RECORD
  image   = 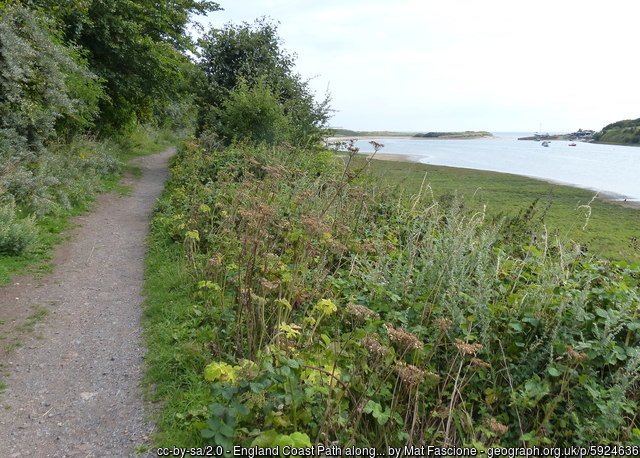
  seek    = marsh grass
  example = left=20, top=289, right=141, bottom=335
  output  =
left=145, top=138, right=640, bottom=449
left=360, top=156, right=640, bottom=263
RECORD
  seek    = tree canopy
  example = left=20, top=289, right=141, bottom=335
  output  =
left=197, top=19, right=330, bottom=145
left=11, top=0, right=220, bottom=130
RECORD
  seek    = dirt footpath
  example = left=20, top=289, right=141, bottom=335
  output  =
left=0, top=148, right=174, bottom=457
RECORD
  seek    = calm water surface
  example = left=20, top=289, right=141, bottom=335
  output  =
left=352, top=133, right=640, bottom=202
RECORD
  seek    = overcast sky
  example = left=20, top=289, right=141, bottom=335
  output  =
left=198, top=0, right=640, bottom=132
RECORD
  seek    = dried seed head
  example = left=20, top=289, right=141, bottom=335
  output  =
left=260, top=279, right=280, bottom=290
left=208, top=255, right=222, bottom=267
left=566, top=345, right=587, bottom=362
left=435, top=318, right=452, bottom=333
left=301, top=217, right=329, bottom=235
left=385, top=324, right=424, bottom=351
left=327, top=239, right=348, bottom=254
left=470, top=357, right=491, bottom=369
left=360, top=242, right=377, bottom=254
left=394, top=362, right=425, bottom=387
left=362, top=336, right=388, bottom=358
left=263, top=165, right=287, bottom=178
left=346, top=303, right=379, bottom=323
left=454, top=338, right=483, bottom=356
left=485, top=418, right=509, bottom=435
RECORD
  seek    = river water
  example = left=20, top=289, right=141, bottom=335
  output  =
left=350, top=133, right=640, bottom=202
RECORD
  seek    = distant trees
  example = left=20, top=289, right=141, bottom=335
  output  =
left=197, top=19, right=330, bottom=145
left=594, top=118, right=640, bottom=144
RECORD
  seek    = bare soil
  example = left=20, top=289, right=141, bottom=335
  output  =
left=0, top=148, right=174, bottom=457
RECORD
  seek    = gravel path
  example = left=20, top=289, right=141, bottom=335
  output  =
left=0, top=148, right=174, bottom=457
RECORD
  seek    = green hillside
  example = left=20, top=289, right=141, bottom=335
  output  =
left=594, top=118, right=640, bottom=144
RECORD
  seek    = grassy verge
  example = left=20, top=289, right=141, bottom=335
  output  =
left=143, top=140, right=640, bottom=449
left=142, top=186, right=213, bottom=447
left=362, top=156, right=640, bottom=263
left=0, top=126, right=178, bottom=286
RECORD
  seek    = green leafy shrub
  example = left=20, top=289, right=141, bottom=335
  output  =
left=215, top=79, right=290, bottom=145
left=0, top=5, right=103, bottom=149
left=0, top=5, right=107, bottom=213
left=0, top=202, right=37, bottom=255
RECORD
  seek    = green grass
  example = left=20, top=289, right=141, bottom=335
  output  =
left=360, top=156, right=640, bottom=263
left=142, top=229, right=213, bottom=447
left=0, top=210, right=77, bottom=285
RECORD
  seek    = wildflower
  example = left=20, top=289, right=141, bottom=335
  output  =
left=385, top=324, right=424, bottom=350
left=321, top=231, right=333, bottom=242
left=185, top=230, right=200, bottom=241
left=204, top=361, right=237, bottom=383
left=454, top=338, right=483, bottom=356
left=314, top=299, right=337, bottom=316
left=275, top=298, right=292, bottom=311
left=250, top=293, right=267, bottom=307
left=197, top=280, right=220, bottom=291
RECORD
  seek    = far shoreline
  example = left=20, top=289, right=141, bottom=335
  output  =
left=325, top=135, right=495, bottom=143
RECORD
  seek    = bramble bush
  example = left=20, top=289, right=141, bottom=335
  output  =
left=150, top=138, right=640, bottom=449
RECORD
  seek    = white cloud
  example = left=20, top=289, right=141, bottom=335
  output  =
left=199, top=0, right=640, bottom=131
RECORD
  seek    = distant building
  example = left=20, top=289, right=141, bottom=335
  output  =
left=572, top=129, right=594, bottom=138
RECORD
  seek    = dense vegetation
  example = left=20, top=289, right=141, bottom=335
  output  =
left=0, top=0, right=214, bottom=274
left=332, top=129, right=415, bottom=137
left=196, top=19, right=330, bottom=146
left=594, top=118, right=640, bottom=145
left=147, top=139, right=640, bottom=449
left=141, top=12, right=640, bottom=452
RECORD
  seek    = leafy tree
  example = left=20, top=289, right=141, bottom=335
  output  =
left=0, top=5, right=102, bottom=156
left=15, top=0, right=220, bottom=130
left=197, top=19, right=330, bottom=145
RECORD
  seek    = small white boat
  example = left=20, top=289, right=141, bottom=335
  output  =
left=541, top=141, right=550, bottom=147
